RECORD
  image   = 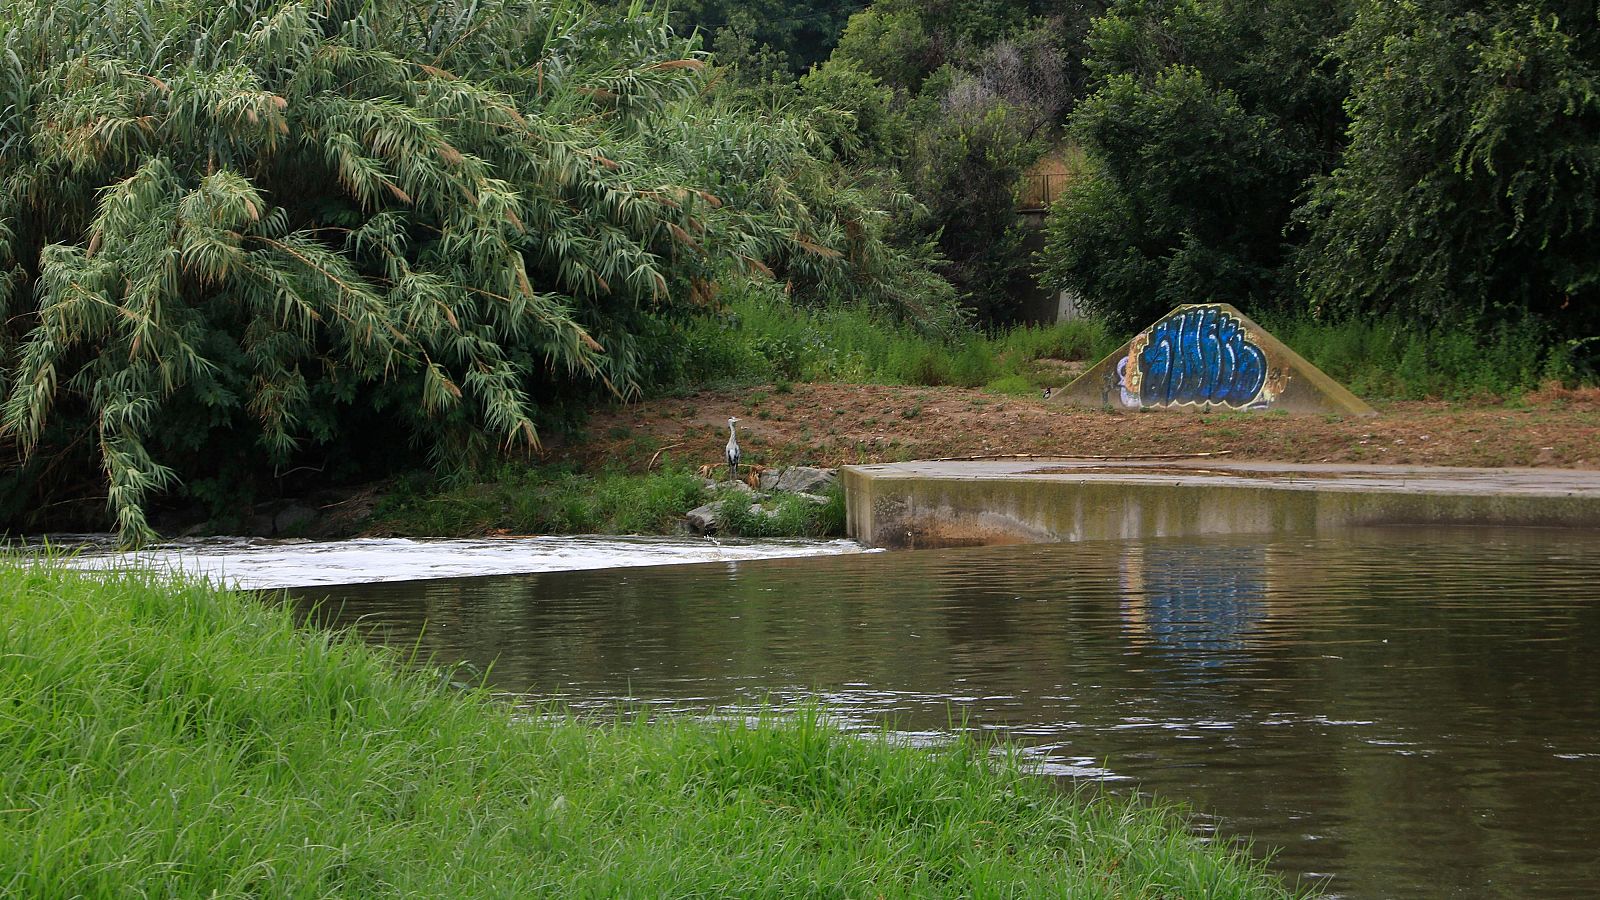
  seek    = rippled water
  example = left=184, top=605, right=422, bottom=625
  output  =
left=42, top=533, right=865, bottom=589
left=286, top=527, right=1600, bottom=899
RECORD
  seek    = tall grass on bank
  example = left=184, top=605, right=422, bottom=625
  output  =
left=672, top=287, right=1589, bottom=401
left=672, top=286, right=1121, bottom=391
left=1267, top=316, right=1583, bottom=401
left=0, top=561, right=1304, bottom=897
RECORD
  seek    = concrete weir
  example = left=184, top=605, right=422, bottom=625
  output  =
left=842, top=459, right=1600, bottom=550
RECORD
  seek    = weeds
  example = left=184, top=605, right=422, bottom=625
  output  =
left=367, top=465, right=846, bottom=540
left=717, top=486, right=846, bottom=538
left=369, top=465, right=706, bottom=536
left=1265, top=314, right=1582, bottom=401
left=671, top=285, right=1118, bottom=391
left=672, top=285, right=1589, bottom=402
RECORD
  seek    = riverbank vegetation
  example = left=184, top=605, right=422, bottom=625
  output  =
left=0, top=559, right=1304, bottom=897
left=363, top=464, right=844, bottom=539
left=3, top=0, right=1596, bottom=542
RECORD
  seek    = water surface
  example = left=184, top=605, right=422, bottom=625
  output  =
left=289, top=527, right=1600, bottom=899
left=46, top=533, right=864, bottom=589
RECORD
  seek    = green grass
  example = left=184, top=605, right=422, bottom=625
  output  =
left=0, top=560, right=1304, bottom=897
left=365, top=464, right=846, bottom=540
left=670, top=285, right=1591, bottom=401
left=672, top=285, right=1120, bottom=391
left=1259, top=314, right=1583, bottom=401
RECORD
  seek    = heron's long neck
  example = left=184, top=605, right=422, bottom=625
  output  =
left=728, top=422, right=736, bottom=439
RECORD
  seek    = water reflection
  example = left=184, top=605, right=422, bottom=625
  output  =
left=1121, top=544, right=1268, bottom=666
left=290, top=527, right=1600, bottom=900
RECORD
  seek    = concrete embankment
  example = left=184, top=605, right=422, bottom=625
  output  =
left=842, top=459, right=1600, bottom=549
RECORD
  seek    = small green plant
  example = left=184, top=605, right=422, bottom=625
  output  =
left=983, top=374, right=1035, bottom=395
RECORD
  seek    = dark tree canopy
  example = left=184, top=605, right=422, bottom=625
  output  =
left=1296, top=0, right=1600, bottom=339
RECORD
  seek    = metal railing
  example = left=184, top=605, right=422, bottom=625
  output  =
left=1018, top=173, right=1072, bottom=212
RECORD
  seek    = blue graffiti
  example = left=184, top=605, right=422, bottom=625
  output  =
left=1138, top=307, right=1267, bottom=407
left=1133, top=545, right=1267, bottom=671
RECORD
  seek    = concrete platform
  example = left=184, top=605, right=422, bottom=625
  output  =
left=842, top=459, right=1600, bottom=549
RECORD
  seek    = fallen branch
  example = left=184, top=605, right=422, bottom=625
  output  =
left=922, top=450, right=1235, bottom=462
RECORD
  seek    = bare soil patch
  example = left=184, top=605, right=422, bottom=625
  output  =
left=551, top=383, right=1600, bottom=473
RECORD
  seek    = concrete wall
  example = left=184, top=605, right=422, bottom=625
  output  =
left=844, top=461, right=1600, bottom=550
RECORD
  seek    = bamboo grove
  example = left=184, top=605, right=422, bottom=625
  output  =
left=0, top=0, right=955, bottom=542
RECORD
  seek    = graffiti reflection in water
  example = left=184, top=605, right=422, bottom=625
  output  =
left=1121, top=543, right=1268, bottom=670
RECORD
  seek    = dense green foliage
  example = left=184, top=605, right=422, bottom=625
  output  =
left=1, top=560, right=1302, bottom=896
left=1044, top=0, right=1599, bottom=359
left=6, top=0, right=1597, bottom=542
left=0, top=0, right=954, bottom=542
left=1042, top=0, right=1351, bottom=329
left=1296, top=0, right=1600, bottom=339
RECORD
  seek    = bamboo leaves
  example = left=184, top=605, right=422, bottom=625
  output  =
left=0, top=0, right=722, bottom=543
left=0, top=0, right=953, bottom=543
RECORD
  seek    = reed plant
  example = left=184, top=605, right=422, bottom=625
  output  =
left=0, top=0, right=963, bottom=544
left=0, top=559, right=1305, bottom=898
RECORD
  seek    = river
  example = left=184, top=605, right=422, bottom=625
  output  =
left=53, top=526, right=1600, bottom=897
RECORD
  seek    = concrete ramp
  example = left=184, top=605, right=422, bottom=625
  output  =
left=1054, top=304, right=1374, bottom=415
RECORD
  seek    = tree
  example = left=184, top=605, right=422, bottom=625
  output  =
left=1040, top=0, right=1351, bottom=327
left=1296, top=0, right=1600, bottom=348
left=1042, top=67, right=1298, bottom=328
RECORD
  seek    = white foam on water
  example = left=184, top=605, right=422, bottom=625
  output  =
left=38, top=533, right=868, bottom=590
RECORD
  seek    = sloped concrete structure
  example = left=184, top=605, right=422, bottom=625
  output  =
left=1053, top=304, right=1374, bottom=415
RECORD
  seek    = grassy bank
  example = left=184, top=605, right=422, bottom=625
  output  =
left=364, top=465, right=844, bottom=539
left=671, top=286, right=1123, bottom=395
left=0, top=561, right=1303, bottom=897
left=668, top=288, right=1590, bottom=402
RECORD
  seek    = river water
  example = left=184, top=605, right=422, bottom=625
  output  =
left=278, top=526, right=1600, bottom=899
left=46, top=533, right=866, bottom=589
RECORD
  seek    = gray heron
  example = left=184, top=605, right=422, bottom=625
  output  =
left=725, top=417, right=741, bottom=481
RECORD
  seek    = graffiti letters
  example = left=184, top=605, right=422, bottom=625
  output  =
left=1118, top=306, right=1276, bottom=409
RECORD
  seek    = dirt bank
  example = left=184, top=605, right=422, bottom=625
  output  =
left=553, top=383, right=1600, bottom=473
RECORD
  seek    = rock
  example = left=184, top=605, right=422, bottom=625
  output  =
left=712, top=480, right=754, bottom=496
left=273, top=504, right=317, bottom=534
left=772, top=466, right=837, bottom=495
left=686, top=502, right=723, bottom=535
left=793, top=492, right=831, bottom=505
